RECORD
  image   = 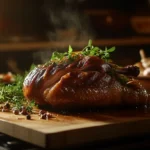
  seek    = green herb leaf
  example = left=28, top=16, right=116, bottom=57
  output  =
left=68, top=45, right=73, bottom=54
left=81, top=39, right=115, bottom=61
left=107, top=46, right=116, bottom=52
left=88, top=39, right=92, bottom=47
left=50, top=39, right=115, bottom=63
left=68, top=45, right=73, bottom=59
left=0, top=72, right=37, bottom=112
left=51, top=51, right=66, bottom=62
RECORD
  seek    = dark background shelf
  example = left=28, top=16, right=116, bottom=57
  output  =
left=0, top=0, right=150, bottom=73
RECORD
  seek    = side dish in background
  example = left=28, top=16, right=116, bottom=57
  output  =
left=135, top=49, right=150, bottom=76
left=23, top=40, right=149, bottom=111
left=0, top=72, right=15, bottom=83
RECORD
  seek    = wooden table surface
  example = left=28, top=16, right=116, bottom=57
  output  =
left=0, top=109, right=150, bottom=149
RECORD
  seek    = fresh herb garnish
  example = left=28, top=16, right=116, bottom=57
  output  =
left=51, top=51, right=68, bottom=62
left=81, top=40, right=115, bottom=62
left=0, top=74, right=25, bottom=104
left=26, top=100, right=37, bottom=113
left=0, top=68, right=37, bottom=112
left=51, top=45, right=74, bottom=63
left=68, top=45, right=73, bottom=59
left=50, top=39, right=115, bottom=63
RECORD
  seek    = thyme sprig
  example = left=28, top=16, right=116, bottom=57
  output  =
left=51, top=45, right=73, bottom=63
left=50, top=40, right=115, bottom=63
left=81, top=40, right=115, bottom=61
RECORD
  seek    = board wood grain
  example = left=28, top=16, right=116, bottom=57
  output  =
left=0, top=109, right=150, bottom=149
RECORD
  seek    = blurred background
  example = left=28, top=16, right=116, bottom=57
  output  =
left=0, top=0, right=150, bottom=73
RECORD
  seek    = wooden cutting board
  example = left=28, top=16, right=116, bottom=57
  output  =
left=0, top=109, right=150, bottom=149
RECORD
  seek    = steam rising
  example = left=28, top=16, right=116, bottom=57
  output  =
left=33, top=0, right=95, bottom=64
left=45, top=0, right=94, bottom=42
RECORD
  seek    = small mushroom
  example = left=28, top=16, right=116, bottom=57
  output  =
left=140, top=49, right=150, bottom=69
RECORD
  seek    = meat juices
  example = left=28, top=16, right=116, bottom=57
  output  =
left=23, top=55, right=149, bottom=110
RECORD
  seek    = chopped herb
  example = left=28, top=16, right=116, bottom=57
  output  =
left=50, top=39, right=115, bottom=63
left=50, top=45, right=75, bottom=63
left=68, top=45, right=73, bottom=60
left=26, top=100, right=37, bottom=113
left=82, top=40, right=115, bottom=62
left=0, top=72, right=37, bottom=112
left=51, top=51, right=67, bottom=62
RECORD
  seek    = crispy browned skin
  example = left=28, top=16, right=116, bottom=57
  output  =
left=23, top=56, right=149, bottom=110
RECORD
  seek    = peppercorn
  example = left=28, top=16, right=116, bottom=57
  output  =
left=19, top=109, right=28, bottom=115
left=3, top=102, right=10, bottom=109
left=13, top=109, right=19, bottom=115
left=26, top=114, right=31, bottom=120
left=19, top=106, right=26, bottom=112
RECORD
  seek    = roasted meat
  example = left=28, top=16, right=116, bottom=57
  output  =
left=23, top=54, right=149, bottom=110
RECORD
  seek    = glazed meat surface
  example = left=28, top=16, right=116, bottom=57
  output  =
left=23, top=55, right=149, bottom=110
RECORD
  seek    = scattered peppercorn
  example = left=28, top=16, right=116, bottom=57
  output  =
left=3, top=102, right=10, bottom=109
left=19, top=106, right=26, bottom=112
left=26, top=114, right=31, bottom=120
left=12, top=109, right=19, bottom=115
left=19, top=109, right=28, bottom=115
left=0, top=102, right=55, bottom=121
